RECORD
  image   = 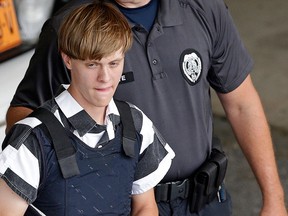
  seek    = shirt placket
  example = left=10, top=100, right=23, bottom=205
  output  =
left=133, top=23, right=167, bottom=81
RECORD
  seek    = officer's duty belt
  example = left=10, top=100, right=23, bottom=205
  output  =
left=155, top=147, right=228, bottom=213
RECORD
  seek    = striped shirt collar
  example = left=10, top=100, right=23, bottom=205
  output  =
left=54, top=87, right=120, bottom=139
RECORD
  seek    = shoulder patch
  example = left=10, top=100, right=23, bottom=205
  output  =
left=180, top=49, right=203, bottom=85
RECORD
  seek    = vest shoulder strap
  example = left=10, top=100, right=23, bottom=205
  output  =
left=30, top=108, right=80, bottom=179
left=114, top=100, right=137, bottom=158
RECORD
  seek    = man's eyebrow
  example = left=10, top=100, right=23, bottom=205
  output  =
left=109, top=57, right=125, bottom=62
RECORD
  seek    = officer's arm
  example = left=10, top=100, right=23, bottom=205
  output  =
left=217, top=74, right=287, bottom=215
left=5, top=106, right=33, bottom=134
left=131, top=188, right=158, bottom=216
left=6, top=19, right=69, bottom=134
left=0, top=179, right=28, bottom=216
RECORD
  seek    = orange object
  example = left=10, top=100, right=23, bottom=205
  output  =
left=0, top=0, right=22, bottom=53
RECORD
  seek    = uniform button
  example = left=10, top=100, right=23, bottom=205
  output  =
left=152, top=59, right=158, bottom=65
left=135, top=26, right=141, bottom=31
left=134, top=25, right=143, bottom=31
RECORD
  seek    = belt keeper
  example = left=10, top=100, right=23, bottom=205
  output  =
left=155, top=183, right=170, bottom=202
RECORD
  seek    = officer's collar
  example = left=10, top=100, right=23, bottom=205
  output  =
left=111, top=0, right=183, bottom=27
left=157, top=0, right=183, bottom=27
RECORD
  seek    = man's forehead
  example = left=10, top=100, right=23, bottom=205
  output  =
left=91, top=49, right=125, bottom=62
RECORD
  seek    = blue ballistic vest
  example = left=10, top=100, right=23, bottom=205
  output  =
left=25, top=101, right=140, bottom=216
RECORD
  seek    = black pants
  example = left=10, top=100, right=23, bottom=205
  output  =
left=157, top=189, right=232, bottom=216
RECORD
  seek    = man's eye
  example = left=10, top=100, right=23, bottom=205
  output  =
left=110, top=62, right=119, bottom=67
left=87, top=63, right=97, bottom=68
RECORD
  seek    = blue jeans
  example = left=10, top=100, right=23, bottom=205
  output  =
left=157, top=189, right=232, bottom=216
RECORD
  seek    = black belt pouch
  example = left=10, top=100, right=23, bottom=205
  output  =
left=189, top=148, right=228, bottom=213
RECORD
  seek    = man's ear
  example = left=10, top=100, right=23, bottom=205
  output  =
left=61, top=52, right=72, bottom=70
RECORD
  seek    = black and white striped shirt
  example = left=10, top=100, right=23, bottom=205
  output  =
left=0, top=88, right=174, bottom=203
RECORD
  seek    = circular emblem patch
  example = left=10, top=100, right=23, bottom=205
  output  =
left=180, top=49, right=202, bottom=85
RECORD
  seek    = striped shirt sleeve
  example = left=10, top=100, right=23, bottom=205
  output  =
left=129, top=105, right=175, bottom=194
left=0, top=117, right=43, bottom=203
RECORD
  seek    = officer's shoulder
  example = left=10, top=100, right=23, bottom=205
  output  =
left=179, top=0, right=227, bottom=13
left=50, top=0, right=96, bottom=30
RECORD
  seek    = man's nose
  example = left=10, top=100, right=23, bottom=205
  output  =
left=97, top=67, right=110, bottom=82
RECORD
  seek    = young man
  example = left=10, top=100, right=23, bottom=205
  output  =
left=0, top=2, right=174, bottom=215
left=5, top=0, right=287, bottom=215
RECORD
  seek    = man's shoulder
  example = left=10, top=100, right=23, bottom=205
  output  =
left=2, top=116, right=44, bottom=150
left=125, top=101, right=154, bottom=133
left=3, top=100, right=56, bottom=149
left=113, top=100, right=147, bottom=133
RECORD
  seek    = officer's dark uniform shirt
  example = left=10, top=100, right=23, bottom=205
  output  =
left=10, top=0, right=253, bottom=182
left=0, top=87, right=175, bottom=213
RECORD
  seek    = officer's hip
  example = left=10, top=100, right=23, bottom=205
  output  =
left=155, top=147, right=229, bottom=214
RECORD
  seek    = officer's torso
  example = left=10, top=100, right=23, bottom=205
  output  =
left=115, top=0, right=215, bottom=181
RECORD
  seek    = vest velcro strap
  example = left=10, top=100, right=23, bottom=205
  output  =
left=122, top=137, right=135, bottom=158
left=58, top=154, right=80, bottom=178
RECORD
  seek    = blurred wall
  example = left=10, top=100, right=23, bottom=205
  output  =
left=212, top=0, right=288, bottom=131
